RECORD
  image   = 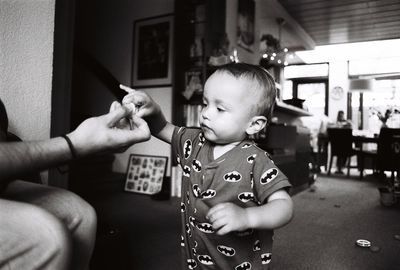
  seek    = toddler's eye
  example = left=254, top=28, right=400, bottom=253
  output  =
left=217, top=107, right=225, bottom=112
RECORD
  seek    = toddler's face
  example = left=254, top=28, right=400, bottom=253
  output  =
left=200, top=72, right=256, bottom=144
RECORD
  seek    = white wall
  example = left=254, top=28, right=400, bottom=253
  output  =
left=328, top=60, right=348, bottom=120
left=0, top=0, right=55, bottom=140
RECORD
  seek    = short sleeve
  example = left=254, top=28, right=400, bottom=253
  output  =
left=171, top=127, right=203, bottom=165
left=252, top=151, right=292, bottom=204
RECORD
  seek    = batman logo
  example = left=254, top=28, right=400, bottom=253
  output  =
left=223, top=171, right=242, bottom=182
left=201, top=189, right=216, bottom=199
left=261, top=253, right=272, bottom=265
left=186, top=223, right=192, bottom=237
left=238, top=192, right=255, bottom=203
left=187, top=259, right=197, bottom=269
left=189, top=216, right=195, bottom=227
left=180, top=202, right=186, bottom=213
left=235, top=229, right=254, bottom=237
left=192, top=159, right=202, bottom=172
left=186, top=191, right=191, bottom=205
left=235, top=261, right=252, bottom=270
left=260, top=168, right=278, bottom=185
left=242, top=143, right=252, bottom=149
left=253, top=240, right=261, bottom=251
left=184, top=139, right=192, bottom=159
left=196, top=222, right=214, bottom=233
left=217, top=245, right=235, bottom=257
left=183, top=165, right=191, bottom=177
left=198, top=133, right=205, bottom=146
left=247, top=154, right=256, bottom=164
left=197, top=255, right=214, bottom=265
left=192, top=184, right=201, bottom=198
left=180, top=235, right=185, bottom=247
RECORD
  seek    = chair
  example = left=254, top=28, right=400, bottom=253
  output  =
left=376, top=128, right=400, bottom=179
left=358, top=128, right=400, bottom=181
left=327, top=128, right=359, bottom=177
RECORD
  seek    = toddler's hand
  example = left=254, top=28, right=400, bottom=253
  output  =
left=120, top=86, right=159, bottom=120
left=206, top=203, right=250, bottom=235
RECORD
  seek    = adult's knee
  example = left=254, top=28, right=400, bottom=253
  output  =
left=62, top=191, right=97, bottom=234
left=2, top=204, right=72, bottom=270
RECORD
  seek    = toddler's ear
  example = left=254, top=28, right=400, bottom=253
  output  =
left=246, top=116, right=267, bottom=135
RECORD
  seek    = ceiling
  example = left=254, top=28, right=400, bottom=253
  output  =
left=277, top=0, right=400, bottom=46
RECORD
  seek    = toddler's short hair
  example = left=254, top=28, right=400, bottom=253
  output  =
left=214, top=63, right=276, bottom=123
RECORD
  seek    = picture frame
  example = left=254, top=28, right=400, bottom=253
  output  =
left=124, top=154, right=168, bottom=195
left=237, top=0, right=255, bottom=52
left=132, top=14, right=174, bottom=88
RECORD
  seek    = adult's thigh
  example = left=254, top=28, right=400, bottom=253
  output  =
left=0, top=198, right=71, bottom=270
left=2, top=180, right=97, bottom=233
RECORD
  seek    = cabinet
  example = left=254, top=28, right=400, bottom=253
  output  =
left=173, top=0, right=226, bottom=128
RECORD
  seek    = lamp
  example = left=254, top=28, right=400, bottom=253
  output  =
left=349, top=78, right=374, bottom=92
left=259, top=18, right=291, bottom=68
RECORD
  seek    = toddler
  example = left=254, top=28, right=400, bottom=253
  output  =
left=121, top=63, right=293, bottom=270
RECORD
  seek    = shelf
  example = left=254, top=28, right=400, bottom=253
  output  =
left=275, top=100, right=313, bottom=116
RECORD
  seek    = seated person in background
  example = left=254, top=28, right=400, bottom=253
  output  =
left=0, top=99, right=150, bottom=270
left=335, top=110, right=352, bottom=129
left=120, top=63, right=293, bottom=269
left=332, top=110, right=352, bottom=174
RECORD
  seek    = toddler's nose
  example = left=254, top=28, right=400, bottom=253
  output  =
left=201, top=107, right=210, bottom=120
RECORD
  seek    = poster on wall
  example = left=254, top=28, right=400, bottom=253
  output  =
left=132, top=14, right=174, bottom=88
left=124, top=154, right=168, bottom=195
left=237, top=0, right=255, bottom=52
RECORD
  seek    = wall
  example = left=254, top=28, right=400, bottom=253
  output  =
left=73, top=0, right=174, bottom=175
left=0, top=0, right=55, bottom=140
left=225, top=0, right=314, bottom=71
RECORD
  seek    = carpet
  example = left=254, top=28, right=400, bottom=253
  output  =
left=272, top=174, right=400, bottom=270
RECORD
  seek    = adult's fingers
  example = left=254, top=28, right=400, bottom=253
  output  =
left=130, top=114, right=148, bottom=128
left=104, top=105, right=130, bottom=126
left=109, top=101, right=121, bottom=112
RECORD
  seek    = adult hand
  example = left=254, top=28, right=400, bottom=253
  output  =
left=67, top=105, right=150, bottom=157
left=206, top=202, right=250, bottom=235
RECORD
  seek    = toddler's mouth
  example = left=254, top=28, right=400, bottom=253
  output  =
left=201, top=124, right=211, bottom=131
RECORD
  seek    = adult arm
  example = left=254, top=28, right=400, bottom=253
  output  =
left=0, top=106, right=150, bottom=183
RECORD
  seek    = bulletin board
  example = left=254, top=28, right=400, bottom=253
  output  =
left=124, top=154, right=168, bottom=195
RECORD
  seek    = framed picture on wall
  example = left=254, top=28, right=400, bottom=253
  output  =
left=237, top=0, right=255, bottom=52
left=124, top=154, right=168, bottom=195
left=131, top=14, right=174, bottom=88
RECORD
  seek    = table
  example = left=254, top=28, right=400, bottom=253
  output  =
left=352, top=135, right=379, bottom=144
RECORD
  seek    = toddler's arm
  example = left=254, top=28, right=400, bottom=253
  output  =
left=207, top=189, right=293, bottom=235
left=121, top=89, right=176, bottom=144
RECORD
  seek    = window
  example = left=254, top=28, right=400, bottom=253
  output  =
left=352, top=79, right=400, bottom=134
